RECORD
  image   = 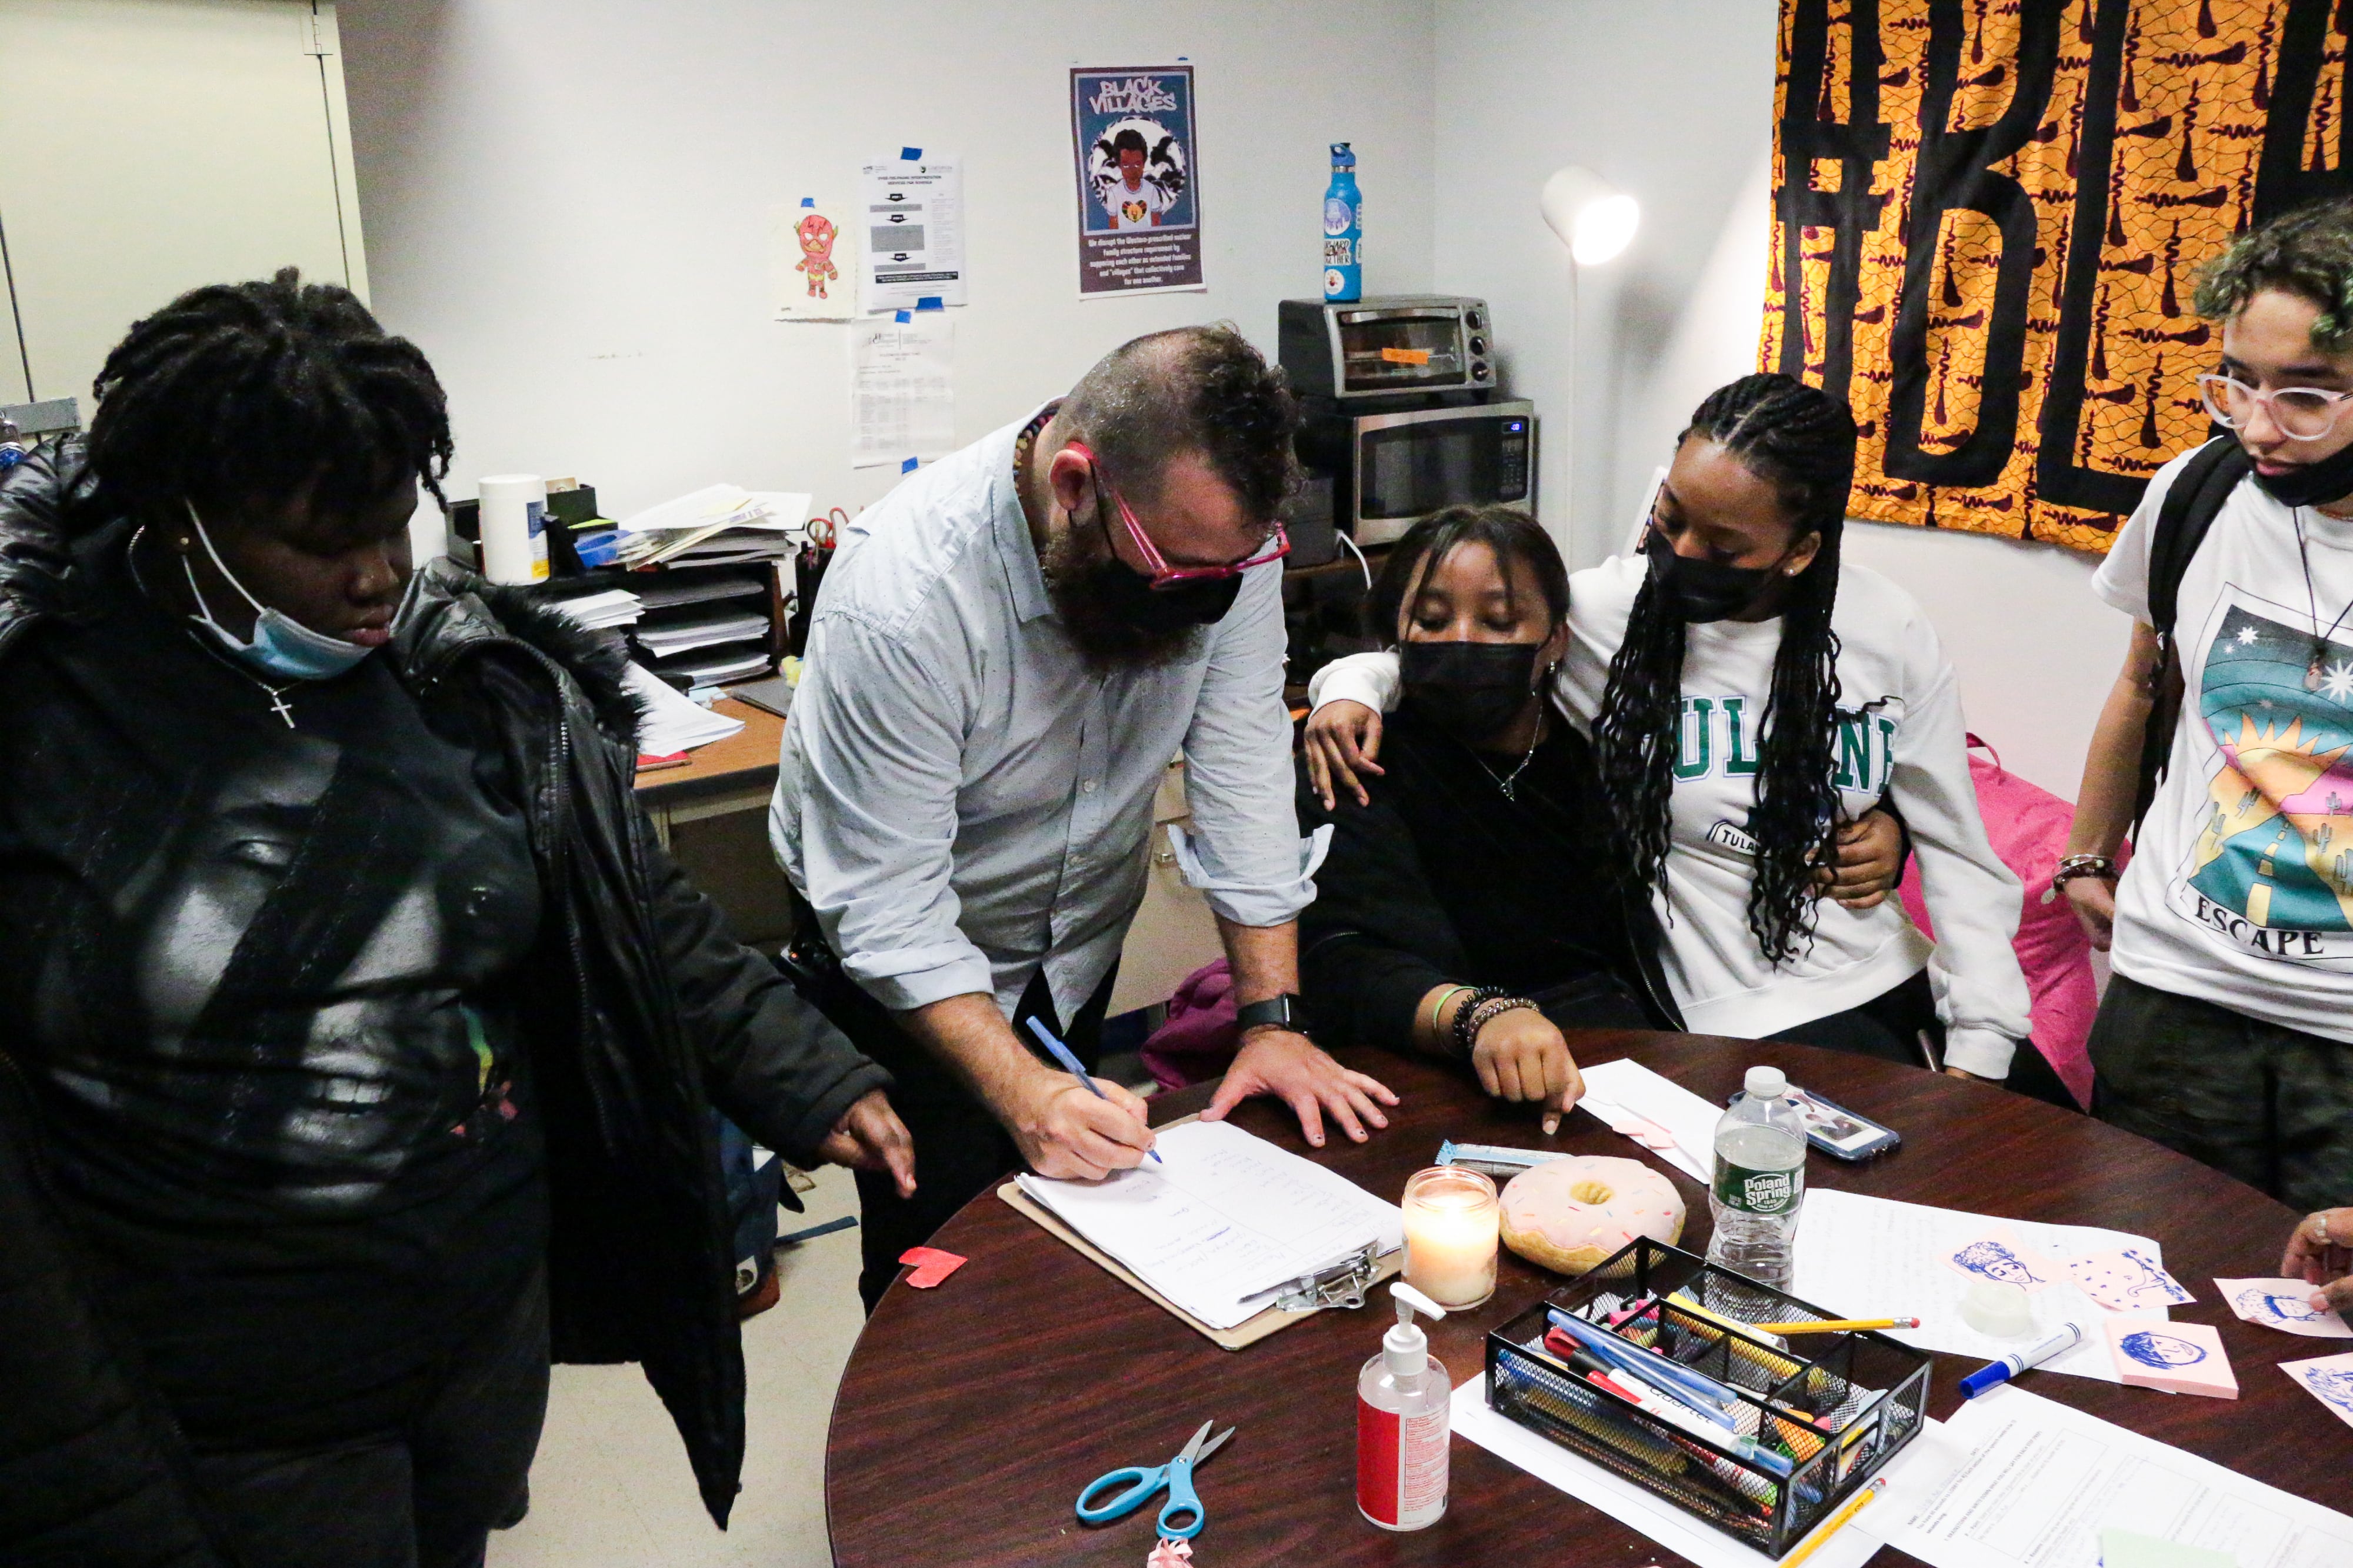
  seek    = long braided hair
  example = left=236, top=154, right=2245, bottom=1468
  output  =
left=69, top=267, right=451, bottom=535
left=1592, top=372, right=1858, bottom=965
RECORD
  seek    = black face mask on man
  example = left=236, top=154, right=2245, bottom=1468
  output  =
left=1398, top=640, right=1542, bottom=743
left=1642, top=525, right=1778, bottom=623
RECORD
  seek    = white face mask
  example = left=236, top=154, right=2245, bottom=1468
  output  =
left=181, top=499, right=375, bottom=682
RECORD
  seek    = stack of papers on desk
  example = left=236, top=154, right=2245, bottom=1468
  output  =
left=653, top=649, right=774, bottom=689
left=1015, top=1120, right=1403, bottom=1331
left=544, top=587, right=642, bottom=631
left=635, top=607, right=769, bottom=658
left=614, top=486, right=811, bottom=568
left=1576, top=1056, right=1723, bottom=1183
left=622, top=661, right=744, bottom=754
left=634, top=572, right=769, bottom=610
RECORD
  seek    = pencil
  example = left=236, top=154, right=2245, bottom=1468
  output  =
left=1749, top=1317, right=1920, bottom=1335
left=1779, top=1476, right=1885, bottom=1567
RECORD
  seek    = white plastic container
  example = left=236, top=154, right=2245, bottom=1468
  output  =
left=1357, top=1282, right=1449, bottom=1531
left=1705, top=1064, right=1809, bottom=1289
left=477, top=473, right=548, bottom=584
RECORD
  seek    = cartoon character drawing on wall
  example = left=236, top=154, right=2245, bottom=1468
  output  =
left=1086, top=116, right=1188, bottom=232
left=2117, top=1330, right=2209, bottom=1369
left=2237, top=1285, right=2328, bottom=1324
left=1952, top=1239, right=2050, bottom=1287
left=2301, top=1365, right=2353, bottom=1416
left=794, top=212, right=839, bottom=299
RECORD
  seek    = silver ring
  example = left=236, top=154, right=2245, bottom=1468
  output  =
left=2316, top=1212, right=2335, bottom=1247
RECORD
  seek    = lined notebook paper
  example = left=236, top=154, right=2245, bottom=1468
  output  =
left=1015, top=1120, right=1404, bottom=1330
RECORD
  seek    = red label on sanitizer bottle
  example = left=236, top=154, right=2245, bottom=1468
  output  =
left=1356, top=1398, right=1448, bottom=1530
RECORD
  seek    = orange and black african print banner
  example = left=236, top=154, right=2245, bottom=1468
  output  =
left=1763, top=1, right=2353, bottom=553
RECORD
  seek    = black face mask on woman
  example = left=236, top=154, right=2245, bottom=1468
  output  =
left=1642, top=525, right=1777, bottom=623
left=1398, top=640, right=1542, bottom=742
left=2250, top=436, right=2353, bottom=508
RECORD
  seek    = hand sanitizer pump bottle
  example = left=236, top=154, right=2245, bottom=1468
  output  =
left=1357, top=1281, right=1448, bottom=1530
left=1324, top=143, right=1362, bottom=302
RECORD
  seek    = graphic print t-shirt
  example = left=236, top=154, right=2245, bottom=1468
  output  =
left=1103, top=175, right=1174, bottom=229
left=2095, top=449, right=2353, bottom=1040
left=0, top=532, right=546, bottom=1444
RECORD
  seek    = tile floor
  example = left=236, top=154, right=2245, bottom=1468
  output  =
left=488, top=1166, right=866, bottom=1568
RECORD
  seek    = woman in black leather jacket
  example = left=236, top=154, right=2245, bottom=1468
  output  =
left=0, top=271, right=911, bottom=1568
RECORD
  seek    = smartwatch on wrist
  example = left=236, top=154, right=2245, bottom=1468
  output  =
left=1235, top=993, right=1308, bottom=1035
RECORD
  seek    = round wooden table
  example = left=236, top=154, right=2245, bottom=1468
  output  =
left=824, top=1035, right=2349, bottom=1565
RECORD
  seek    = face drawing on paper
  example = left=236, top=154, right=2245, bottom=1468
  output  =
left=794, top=213, right=840, bottom=298
left=2304, top=1366, right=2353, bottom=1414
left=2117, top=1330, right=2209, bottom=1369
left=1952, top=1239, right=2049, bottom=1287
left=2238, top=1285, right=2327, bottom=1323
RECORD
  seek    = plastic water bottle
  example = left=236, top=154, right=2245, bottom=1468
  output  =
left=1323, top=143, right=1362, bottom=302
left=1706, top=1065, right=1808, bottom=1289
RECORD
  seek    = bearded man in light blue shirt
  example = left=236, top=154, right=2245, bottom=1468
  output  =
left=771, top=324, right=1398, bottom=1306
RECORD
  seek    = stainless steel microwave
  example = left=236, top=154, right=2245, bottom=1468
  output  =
left=1341, top=400, right=1538, bottom=544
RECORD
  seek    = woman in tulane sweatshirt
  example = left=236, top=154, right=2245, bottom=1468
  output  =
left=1305, top=372, right=2054, bottom=1102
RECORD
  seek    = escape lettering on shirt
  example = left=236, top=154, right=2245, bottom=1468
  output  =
left=1673, top=696, right=1898, bottom=796
left=2162, top=593, right=2353, bottom=966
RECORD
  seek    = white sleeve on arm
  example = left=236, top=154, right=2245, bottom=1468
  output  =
left=1304, top=647, right=1402, bottom=715
left=1889, top=636, right=2034, bottom=1078
left=774, top=611, right=993, bottom=1011
left=1175, top=566, right=1323, bottom=926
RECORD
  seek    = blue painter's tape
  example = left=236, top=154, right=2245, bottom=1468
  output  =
left=915, top=296, right=944, bottom=310
left=894, top=309, right=911, bottom=323
left=901, top=457, right=919, bottom=473
left=801, top=196, right=814, bottom=207
left=900, top=146, right=922, bottom=161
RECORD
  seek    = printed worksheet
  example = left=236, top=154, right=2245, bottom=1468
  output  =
left=849, top=315, right=954, bottom=468
left=1016, top=1120, right=1403, bottom=1330
left=1792, top=1189, right=2166, bottom=1383
left=1885, top=1387, right=2353, bottom=1568
left=858, top=152, right=966, bottom=311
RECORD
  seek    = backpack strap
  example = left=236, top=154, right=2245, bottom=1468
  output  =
left=2132, top=437, right=2252, bottom=829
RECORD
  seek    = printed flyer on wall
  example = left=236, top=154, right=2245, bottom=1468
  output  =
left=1069, top=65, right=1204, bottom=298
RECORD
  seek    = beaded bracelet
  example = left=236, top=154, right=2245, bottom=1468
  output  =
left=1454, top=990, right=1540, bottom=1059
left=1426, top=984, right=1479, bottom=1042
left=2049, top=853, right=2118, bottom=889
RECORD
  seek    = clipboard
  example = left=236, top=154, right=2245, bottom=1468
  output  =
left=994, top=1115, right=1402, bottom=1350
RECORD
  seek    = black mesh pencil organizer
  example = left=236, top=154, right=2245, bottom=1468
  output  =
left=1484, top=1237, right=1932, bottom=1556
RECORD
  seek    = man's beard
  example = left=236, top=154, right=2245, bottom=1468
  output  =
left=1038, top=522, right=1202, bottom=669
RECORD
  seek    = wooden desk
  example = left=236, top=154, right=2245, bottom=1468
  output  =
left=825, top=1036, right=2345, bottom=1566
left=633, top=697, right=781, bottom=840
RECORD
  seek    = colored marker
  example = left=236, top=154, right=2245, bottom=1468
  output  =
left=1025, top=1015, right=1161, bottom=1163
left=1959, top=1321, right=2085, bottom=1397
left=1583, top=1368, right=1796, bottom=1477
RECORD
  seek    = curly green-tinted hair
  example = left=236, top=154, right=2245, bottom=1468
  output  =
left=2193, top=199, right=2353, bottom=351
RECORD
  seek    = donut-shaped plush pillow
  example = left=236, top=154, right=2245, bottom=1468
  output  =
left=1500, top=1155, right=1687, bottom=1276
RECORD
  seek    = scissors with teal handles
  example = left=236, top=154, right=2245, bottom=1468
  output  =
left=1075, top=1420, right=1234, bottom=1539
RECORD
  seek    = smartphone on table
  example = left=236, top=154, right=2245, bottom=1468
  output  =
left=1725, top=1084, right=1901, bottom=1161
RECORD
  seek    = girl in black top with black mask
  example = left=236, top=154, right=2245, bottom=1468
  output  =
left=1298, top=507, right=1681, bottom=1134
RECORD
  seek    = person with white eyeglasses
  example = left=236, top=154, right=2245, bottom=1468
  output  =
left=2064, top=199, right=2353, bottom=1210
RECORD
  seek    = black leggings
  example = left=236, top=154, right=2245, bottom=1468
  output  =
left=189, top=1272, right=548, bottom=1568
left=1768, top=968, right=2078, bottom=1110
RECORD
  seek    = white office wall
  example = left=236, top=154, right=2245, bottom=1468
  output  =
left=1430, top=0, right=2127, bottom=798
left=0, top=0, right=366, bottom=406
left=338, top=0, right=1437, bottom=554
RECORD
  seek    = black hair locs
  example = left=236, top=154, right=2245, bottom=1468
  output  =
left=73, top=266, right=452, bottom=536
left=1592, top=371, right=1859, bottom=966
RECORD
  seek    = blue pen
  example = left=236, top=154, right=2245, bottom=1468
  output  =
left=1546, top=1308, right=1743, bottom=1420
left=1959, top=1322, right=2083, bottom=1397
left=1025, top=1015, right=1162, bottom=1163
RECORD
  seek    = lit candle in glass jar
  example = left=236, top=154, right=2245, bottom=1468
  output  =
left=1401, top=1166, right=1499, bottom=1309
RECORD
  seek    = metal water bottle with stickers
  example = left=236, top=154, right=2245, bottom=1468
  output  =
left=1322, top=142, right=1362, bottom=302
left=1706, top=1065, right=1808, bottom=1289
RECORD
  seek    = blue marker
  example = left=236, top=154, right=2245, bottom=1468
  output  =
left=1025, top=1015, right=1161, bottom=1163
left=1959, top=1322, right=2084, bottom=1397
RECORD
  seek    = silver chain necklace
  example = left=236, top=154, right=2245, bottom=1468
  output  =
left=1471, top=718, right=1544, bottom=801
left=128, top=525, right=301, bottom=728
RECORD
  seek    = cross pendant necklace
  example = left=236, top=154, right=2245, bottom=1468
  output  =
left=264, top=686, right=297, bottom=727
left=2297, top=509, right=2353, bottom=693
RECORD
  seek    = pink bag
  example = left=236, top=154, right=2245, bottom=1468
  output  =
left=1138, top=959, right=1242, bottom=1090
left=1897, top=736, right=2124, bottom=1109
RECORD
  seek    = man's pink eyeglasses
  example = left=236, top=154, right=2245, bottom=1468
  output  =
left=1065, top=440, right=1289, bottom=587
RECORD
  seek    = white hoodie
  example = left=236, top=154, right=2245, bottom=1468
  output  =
left=1308, top=552, right=2031, bottom=1077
